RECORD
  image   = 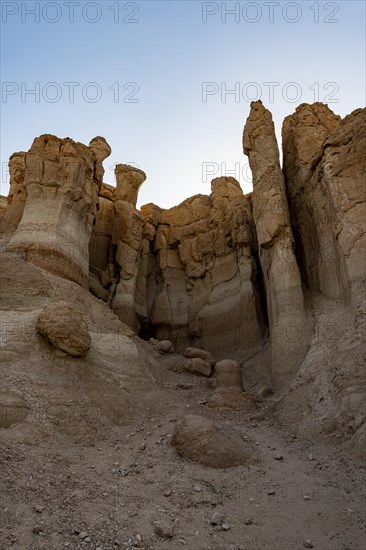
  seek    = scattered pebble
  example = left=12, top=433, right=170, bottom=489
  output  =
left=274, top=455, right=284, bottom=461
left=303, top=495, right=311, bottom=501
left=210, top=512, right=224, bottom=525
left=153, top=522, right=174, bottom=539
left=303, top=540, right=314, bottom=548
left=244, top=518, right=253, bottom=525
left=35, top=505, right=44, bottom=513
left=32, top=526, right=44, bottom=534
left=79, top=531, right=88, bottom=539
left=221, top=522, right=231, bottom=531
left=308, top=454, right=315, bottom=461
left=163, top=488, right=172, bottom=497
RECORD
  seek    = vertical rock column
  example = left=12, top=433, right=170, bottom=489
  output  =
left=243, top=101, right=312, bottom=387
left=313, top=108, right=366, bottom=306
left=7, top=134, right=111, bottom=288
left=282, top=103, right=343, bottom=297
left=111, top=164, right=147, bottom=331
left=2, top=152, right=26, bottom=233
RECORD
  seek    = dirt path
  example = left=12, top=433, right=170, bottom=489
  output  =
left=1, top=364, right=365, bottom=550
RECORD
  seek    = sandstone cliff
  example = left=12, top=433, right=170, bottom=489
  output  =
left=1, top=101, right=365, bottom=457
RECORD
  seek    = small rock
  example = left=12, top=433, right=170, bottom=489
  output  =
left=308, top=454, right=315, bottom=461
left=32, top=526, right=44, bottom=534
left=274, top=455, right=283, bottom=461
left=84, top=537, right=91, bottom=543
left=178, top=538, right=187, bottom=545
left=303, top=540, right=314, bottom=548
left=303, top=495, right=311, bottom=501
left=210, top=511, right=224, bottom=525
left=198, top=398, right=207, bottom=405
left=244, top=518, right=253, bottom=525
left=267, top=489, right=275, bottom=495
left=257, top=385, right=273, bottom=399
left=35, top=505, right=44, bottom=513
left=156, top=340, right=174, bottom=354
left=163, top=488, right=172, bottom=497
left=221, top=523, right=231, bottom=531
left=79, top=531, right=88, bottom=539
left=153, top=522, right=174, bottom=539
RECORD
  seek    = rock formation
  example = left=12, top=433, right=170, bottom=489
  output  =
left=140, top=177, right=265, bottom=357
left=243, top=101, right=313, bottom=386
left=2, top=152, right=26, bottom=232
left=283, top=105, right=366, bottom=307
left=36, top=301, right=91, bottom=357
left=1, top=101, right=365, bottom=456
left=208, top=359, right=256, bottom=410
left=171, top=414, right=257, bottom=468
left=7, top=134, right=111, bottom=288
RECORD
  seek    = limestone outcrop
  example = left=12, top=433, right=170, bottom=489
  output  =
left=243, top=101, right=313, bottom=386
left=7, top=134, right=111, bottom=288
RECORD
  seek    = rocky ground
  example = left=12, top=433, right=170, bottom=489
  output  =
left=1, top=358, right=365, bottom=550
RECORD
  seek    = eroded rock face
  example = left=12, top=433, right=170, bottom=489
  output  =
left=36, top=301, right=91, bottom=356
left=208, top=359, right=256, bottom=411
left=115, top=164, right=146, bottom=207
left=111, top=165, right=149, bottom=329
left=2, top=152, right=26, bottom=232
left=171, top=414, right=256, bottom=468
left=282, top=103, right=344, bottom=298
left=283, top=105, right=366, bottom=307
left=313, top=108, right=366, bottom=306
left=141, top=177, right=264, bottom=357
left=243, top=101, right=313, bottom=387
left=7, top=135, right=111, bottom=288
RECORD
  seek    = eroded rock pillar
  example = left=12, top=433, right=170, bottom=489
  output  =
left=7, top=134, right=111, bottom=288
left=243, top=101, right=312, bottom=387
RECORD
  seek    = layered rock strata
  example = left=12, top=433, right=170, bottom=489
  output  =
left=243, top=101, right=313, bottom=385
left=7, top=134, right=111, bottom=288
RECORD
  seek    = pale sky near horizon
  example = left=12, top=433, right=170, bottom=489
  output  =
left=1, top=0, right=365, bottom=208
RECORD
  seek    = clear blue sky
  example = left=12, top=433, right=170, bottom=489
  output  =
left=1, top=0, right=365, bottom=208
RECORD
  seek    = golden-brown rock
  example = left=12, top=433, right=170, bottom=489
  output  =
left=36, top=301, right=91, bottom=356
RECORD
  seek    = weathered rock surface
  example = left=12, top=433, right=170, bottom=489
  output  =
left=282, top=103, right=343, bottom=297
left=243, top=100, right=313, bottom=386
left=36, top=300, right=91, bottom=356
left=312, top=108, right=366, bottom=306
left=171, top=414, right=256, bottom=468
left=7, top=134, right=111, bottom=288
left=2, top=101, right=365, bottom=457
left=140, top=177, right=264, bottom=357
left=2, top=152, right=26, bottom=232
left=208, top=359, right=256, bottom=410
left=184, top=346, right=216, bottom=366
